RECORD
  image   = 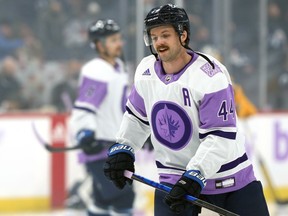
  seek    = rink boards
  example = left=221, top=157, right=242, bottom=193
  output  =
left=0, top=113, right=287, bottom=212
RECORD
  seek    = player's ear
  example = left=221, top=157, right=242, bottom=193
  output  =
left=95, top=41, right=105, bottom=52
left=180, top=31, right=187, bottom=45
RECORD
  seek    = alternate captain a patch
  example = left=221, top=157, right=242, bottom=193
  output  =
left=201, top=61, right=222, bottom=77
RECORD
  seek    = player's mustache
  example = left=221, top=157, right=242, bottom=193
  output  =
left=156, top=45, right=169, bottom=52
left=115, top=47, right=123, bottom=52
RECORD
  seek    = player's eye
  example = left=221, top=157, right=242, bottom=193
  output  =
left=151, top=36, right=158, bottom=42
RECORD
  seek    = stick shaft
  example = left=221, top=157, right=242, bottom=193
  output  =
left=124, top=171, right=239, bottom=216
left=32, top=121, right=81, bottom=152
left=44, top=144, right=81, bottom=152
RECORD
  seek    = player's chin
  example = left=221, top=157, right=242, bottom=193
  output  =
left=157, top=52, right=169, bottom=61
left=113, top=50, right=123, bottom=57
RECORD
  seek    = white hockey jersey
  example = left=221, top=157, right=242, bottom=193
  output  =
left=69, top=57, right=129, bottom=163
left=116, top=51, right=256, bottom=195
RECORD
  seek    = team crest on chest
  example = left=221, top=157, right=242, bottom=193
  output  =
left=151, top=101, right=192, bottom=150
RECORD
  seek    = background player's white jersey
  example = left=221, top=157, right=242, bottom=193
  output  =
left=69, top=57, right=129, bottom=162
left=117, top=51, right=256, bottom=195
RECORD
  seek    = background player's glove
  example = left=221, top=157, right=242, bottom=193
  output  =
left=76, top=129, right=104, bottom=154
left=103, top=143, right=135, bottom=189
left=164, top=170, right=206, bottom=214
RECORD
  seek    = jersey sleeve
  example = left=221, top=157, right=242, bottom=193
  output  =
left=116, top=84, right=151, bottom=151
left=187, top=62, right=244, bottom=179
left=74, top=76, right=108, bottom=112
left=69, top=69, right=108, bottom=140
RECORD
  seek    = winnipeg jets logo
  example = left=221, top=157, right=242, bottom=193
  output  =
left=151, top=101, right=192, bottom=150
left=159, top=105, right=180, bottom=141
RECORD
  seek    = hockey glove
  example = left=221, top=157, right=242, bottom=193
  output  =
left=76, top=129, right=104, bottom=154
left=164, top=170, right=206, bottom=214
left=103, top=143, right=135, bottom=189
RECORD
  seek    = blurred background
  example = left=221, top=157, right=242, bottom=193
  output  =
left=0, top=0, right=287, bottom=112
left=0, top=0, right=287, bottom=215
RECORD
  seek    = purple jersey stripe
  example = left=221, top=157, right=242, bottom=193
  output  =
left=158, top=165, right=256, bottom=195
left=73, top=105, right=96, bottom=114
left=202, top=165, right=256, bottom=194
left=199, top=130, right=236, bottom=140
left=128, top=85, right=147, bottom=117
left=159, top=173, right=181, bottom=185
left=217, top=153, right=248, bottom=173
left=121, top=85, right=128, bottom=113
left=126, top=106, right=149, bottom=125
left=156, top=160, right=186, bottom=171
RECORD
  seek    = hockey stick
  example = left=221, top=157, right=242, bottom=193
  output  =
left=242, top=120, right=288, bottom=205
left=124, top=170, right=239, bottom=216
left=32, top=121, right=82, bottom=152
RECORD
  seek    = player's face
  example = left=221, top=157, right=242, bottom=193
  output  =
left=103, top=33, right=123, bottom=58
left=150, top=25, right=183, bottom=62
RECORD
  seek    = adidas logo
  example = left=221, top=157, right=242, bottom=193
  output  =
left=142, top=69, right=151, bottom=75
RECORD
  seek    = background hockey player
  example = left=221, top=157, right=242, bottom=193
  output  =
left=69, top=19, right=135, bottom=216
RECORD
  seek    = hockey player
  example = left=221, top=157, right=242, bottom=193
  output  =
left=103, top=4, right=269, bottom=216
left=69, top=19, right=135, bottom=216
